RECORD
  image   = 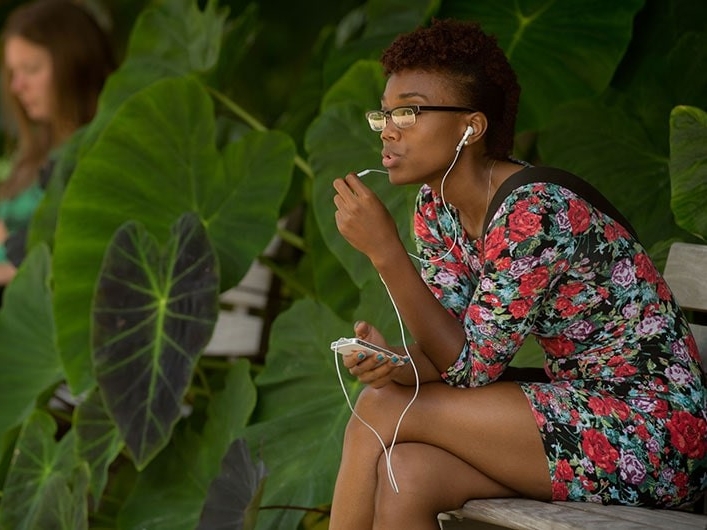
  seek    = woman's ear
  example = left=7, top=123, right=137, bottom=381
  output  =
left=467, top=113, right=488, bottom=141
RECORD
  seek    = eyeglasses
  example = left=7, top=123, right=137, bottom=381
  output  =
left=365, top=105, right=475, bottom=131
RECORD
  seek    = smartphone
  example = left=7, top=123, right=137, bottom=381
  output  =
left=330, top=337, right=400, bottom=359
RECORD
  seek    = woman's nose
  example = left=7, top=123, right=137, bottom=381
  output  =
left=380, top=118, right=399, bottom=141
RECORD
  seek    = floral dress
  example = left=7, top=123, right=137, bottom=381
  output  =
left=414, top=169, right=707, bottom=508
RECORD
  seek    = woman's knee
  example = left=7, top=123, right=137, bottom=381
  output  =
left=355, top=384, right=396, bottom=415
left=375, top=444, right=437, bottom=511
left=346, top=385, right=401, bottom=435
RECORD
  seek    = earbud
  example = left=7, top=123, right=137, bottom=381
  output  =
left=456, top=126, right=474, bottom=151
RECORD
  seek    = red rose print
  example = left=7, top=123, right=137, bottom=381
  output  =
left=532, top=408, right=547, bottom=428
left=513, top=198, right=532, bottom=213
left=559, top=282, right=585, bottom=297
left=570, top=409, right=581, bottom=426
left=604, top=222, right=619, bottom=242
left=579, top=475, right=597, bottom=491
left=588, top=396, right=612, bottom=416
left=581, top=429, right=619, bottom=473
left=482, top=293, right=502, bottom=307
left=555, top=459, right=574, bottom=481
left=607, top=355, right=625, bottom=367
left=674, top=471, right=689, bottom=489
left=656, top=278, right=672, bottom=301
left=479, top=344, right=495, bottom=359
left=484, top=226, right=508, bottom=261
left=495, top=257, right=512, bottom=271
left=509, top=298, right=533, bottom=319
left=635, top=424, right=650, bottom=441
left=614, top=363, right=637, bottom=378
left=634, top=252, right=658, bottom=283
left=552, top=481, right=569, bottom=500
left=519, top=267, right=550, bottom=297
left=608, top=398, right=631, bottom=421
left=467, top=305, right=485, bottom=324
left=652, top=399, right=669, bottom=419
left=555, top=297, right=581, bottom=318
left=588, top=396, right=631, bottom=420
left=542, top=336, right=575, bottom=358
left=666, top=411, right=707, bottom=459
left=567, top=199, right=591, bottom=234
left=486, top=362, right=504, bottom=380
left=508, top=210, right=542, bottom=242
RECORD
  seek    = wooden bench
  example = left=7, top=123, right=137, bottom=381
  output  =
left=203, top=258, right=272, bottom=358
left=440, top=242, right=707, bottom=529
left=204, top=233, right=283, bottom=359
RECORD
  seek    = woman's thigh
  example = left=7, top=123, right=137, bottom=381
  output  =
left=354, top=381, right=552, bottom=499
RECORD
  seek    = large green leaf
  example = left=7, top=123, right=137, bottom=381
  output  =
left=74, top=388, right=123, bottom=510
left=196, top=438, right=268, bottom=530
left=439, top=0, right=644, bottom=132
left=92, top=213, right=219, bottom=469
left=0, top=411, right=88, bottom=530
left=246, top=299, right=363, bottom=530
left=539, top=99, right=676, bottom=248
left=0, top=245, right=62, bottom=440
left=669, top=105, right=707, bottom=240
left=87, top=0, right=229, bottom=141
left=53, top=75, right=294, bottom=394
left=117, top=359, right=256, bottom=530
left=321, top=0, right=434, bottom=86
left=300, top=206, right=360, bottom=322
left=538, top=7, right=707, bottom=251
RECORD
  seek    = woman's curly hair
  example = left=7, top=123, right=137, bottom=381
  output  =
left=380, top=18, right=520, bottom=159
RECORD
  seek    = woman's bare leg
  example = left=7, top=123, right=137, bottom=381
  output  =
left=328, top=381, right=551, bottom=530
left=374, top=442, right=516, bottom=530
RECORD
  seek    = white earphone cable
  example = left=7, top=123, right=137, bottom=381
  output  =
left=336, top=137, right=466, bottom=492
left=333, top=279, right=419, bottom=494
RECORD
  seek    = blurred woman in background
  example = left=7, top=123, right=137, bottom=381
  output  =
left=0, top=0, right=116, bottom=291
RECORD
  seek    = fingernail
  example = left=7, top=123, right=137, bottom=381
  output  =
left=357, top=352, right=366, bottom=360
left=376, top=354, right=384, bottom=362
left=391, top=356, right=399, bottom=363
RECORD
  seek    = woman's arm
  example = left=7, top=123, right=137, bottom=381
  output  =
left=333, top=174, right=466, bottom=373
left=0, top=262, right=17, bottom=285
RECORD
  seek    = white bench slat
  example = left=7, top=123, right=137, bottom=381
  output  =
left=663, top=242, right=707, bottom=312
left=218, top=262, right=271, bottom=309
left=203, top=311, right=263, bottom=356
left=205, top=258, right=273, bottom=357
left=449, top=498, right=706, bottom=530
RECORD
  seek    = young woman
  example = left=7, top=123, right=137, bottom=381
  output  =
left=0, top=0, right=116, bottom=287
left=330, top=18, right=706, bottom=529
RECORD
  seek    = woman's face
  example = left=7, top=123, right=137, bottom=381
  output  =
left=376, top=69, right=472, bottom=186
left=4, top=35, right=55, bottom=122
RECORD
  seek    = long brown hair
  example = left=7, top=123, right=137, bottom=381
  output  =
left=0, top=0, right=116, bottom=198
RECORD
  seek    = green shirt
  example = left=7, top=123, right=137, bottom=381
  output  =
left=0, top=183, right=44, bottom=263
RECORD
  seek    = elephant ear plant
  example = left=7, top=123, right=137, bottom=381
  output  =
left=0, top=0, right=706, bottom=529
left=0, top=1, right=289, bottom=529
left=670, top=105, right=707, bottom=240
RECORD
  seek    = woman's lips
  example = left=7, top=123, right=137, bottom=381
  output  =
left=381, top=150, right=400, bottom=168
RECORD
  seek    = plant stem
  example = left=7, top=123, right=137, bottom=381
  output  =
left=205, top=86, right=314, bottom=179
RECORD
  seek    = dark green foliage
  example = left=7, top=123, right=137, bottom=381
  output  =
left=0, top=0, right=705, bottom=529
